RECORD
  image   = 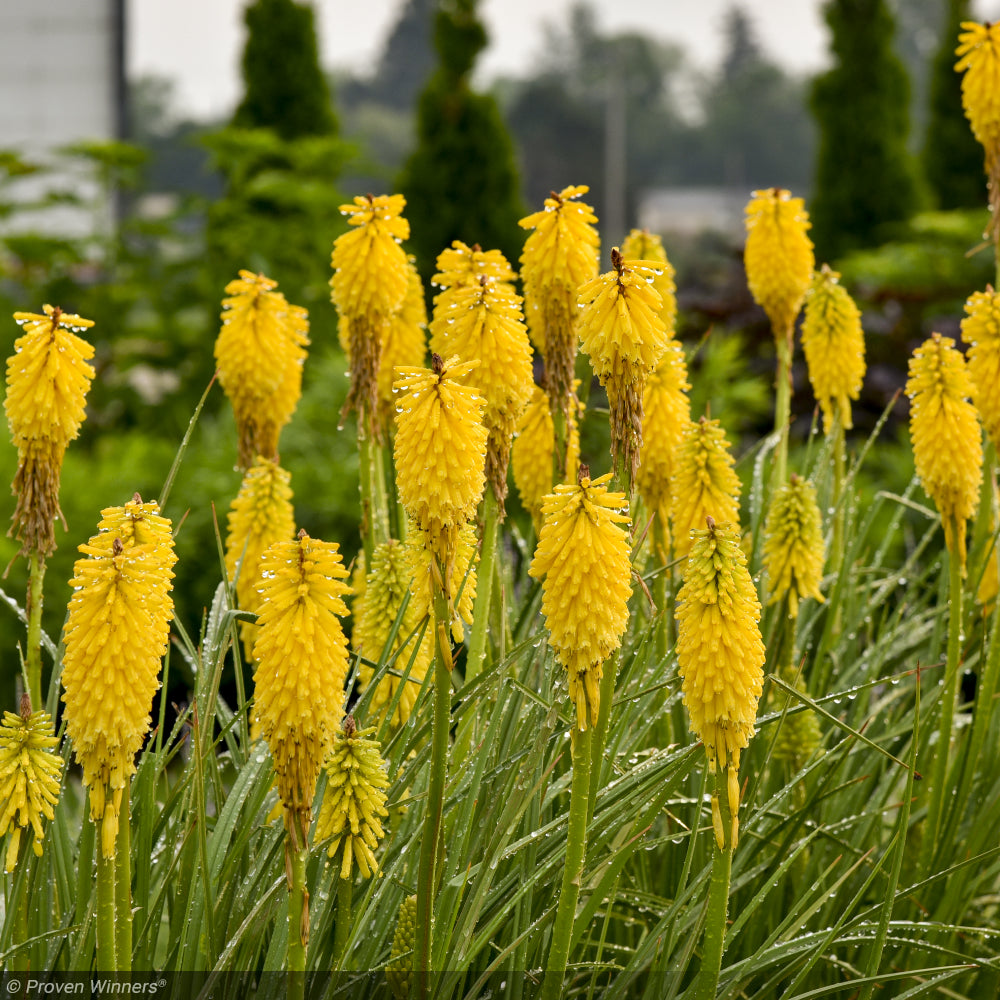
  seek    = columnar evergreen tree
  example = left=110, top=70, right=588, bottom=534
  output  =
left=809, top=0, right=920, bottom=259
left=398, top=0, right=524, bottom=277
left=923, top=0, right=985, bottom=209
left=232, top=0, right=336, bottom=140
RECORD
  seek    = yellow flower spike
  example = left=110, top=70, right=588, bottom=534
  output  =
left=215, top=270, right=310, bottom=469
left=387, top=895, right=418, bottom=1000
left=620, top=228, right=678, bottom=335
left=956, top=20, right=1000, bottom=236
left=801, top=265, right=866, bottom=433
left=637, top=340, right=691, bottom=555
left=519, top=185, right=600, bottom=418
left=330, top=194, right=411, bottom=321
left=670, top=417, right=742, bottom=558
left=61, top=496, right=176, bottom=858
left=0, top=696, right=63, bottom=871
left=253, top=530, right=351, bottom=843
left=429, top=274, right=533, bottom=510
left=519, top=185, right=600, bottom=295
left=224, top=457, right=296, bottom=662
left=511, top=384, right=582, bottom=530
left=577, top=248, right=671, bottom=382
left=331, top=195, right=411, bottom=436
left=432, top=240, right=517, bottom=292
left=578, top=247, right=672, bottom=482
left=956, top=21, right=1000, bottom=151
left=529, top=470, right=632, bottom=729
left=393, top=355, right=488, bottom=538
left=355, top=540, right=433, bottom=728
left=315, top=716, right=391, bottom=879
left=763, top=474, right=826, bottom=616
left=677, top=517, right=765, bottom=847
left=906, top=333, right=983, bottom=571
left=6, top=305, right=96, bottom=555
left=407, top=518, right=478, bottom=643
left=961, top=286, right=1000, bottom=450
left=744, top=189, right=814, bottom=342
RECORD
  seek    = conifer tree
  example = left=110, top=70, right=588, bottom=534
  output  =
left=233, top=0, right=336, bottom=140
left=922, top=0, right=985, bottom=209
left=809, top=0, right=920, bottom=258
left=398, top=0, right=524, bottom=277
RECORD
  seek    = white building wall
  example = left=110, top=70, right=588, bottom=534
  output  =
left=0, top=0, right=119, bottom=236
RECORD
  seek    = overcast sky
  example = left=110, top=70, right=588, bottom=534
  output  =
left=130, top=0, right=1000, bottom=120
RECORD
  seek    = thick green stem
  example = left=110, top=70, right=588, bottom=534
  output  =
left=454, top=488, right=500, bottom=766
left=919, top=522, right=964, bottom=876
left=358, top=432, right=390, bottom=565
left=831, top=413, right=846, bottom=570
left=772, top=332, right=793, bottom=492
left=95, top=832, right=118, bottom=971
left=551, top=402, right=568, bottom=487
left=9, top=835, right=29, bottom=972
left=588, top=650, right=619, bottom=820
left=114, top=797, right=132, bottom=970
left=286, top=834, right=309, bottom=986
left=414, top=589, right=452, bottom=998
left=540, top=724, right=593, bottom=1000
left=464, top=488, right=499, bottom=689
left=332, top=876, right=353, bottom=970
left=696, top=768, right=735, bottom=1000
left=25, top=551, right=46, bottom=709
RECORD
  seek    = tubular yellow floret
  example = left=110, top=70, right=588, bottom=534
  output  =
left=0, top=699, right=63, bottom=872
left=315, top=716, right=391, bottom=879
left=6, top=305, right=96, bottom=555
left=744, top=188, right=814, bottom=341
left=61, top=497, right=176, bottom=858
left=670, top=417, right=742, bottom=558
left=511, top=384, right=582, bottom=530
left=355, top=539, right=433, bottom=728
left=960, top=286, right=1000, bottom=450
left=215, top=270, right=309, bottom=469
left=637, top=339, right=691, bottom=554
left=224, top=456, right=295, bottom=662
left=677, top=518, right=765, bottom=847
left=763, top=474, right=826, bottom=616
left=801, top=265, right=866, bottom=432
left=529, top=472, right=632, bottom=729
left=907, top=334, right=983, bottom=571
left=253, top=531, right=351, bottom=841
left=620, top=228, right=677, bottom=336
